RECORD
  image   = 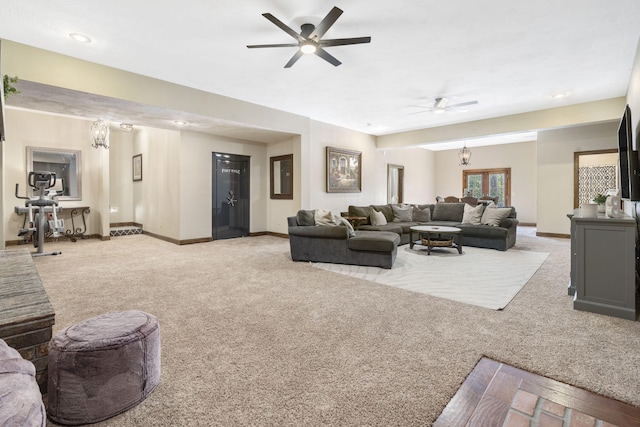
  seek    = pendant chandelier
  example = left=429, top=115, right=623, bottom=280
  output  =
left=458, top=144, right=471, bottom=166
left=91, top=120, right=110, bottom=149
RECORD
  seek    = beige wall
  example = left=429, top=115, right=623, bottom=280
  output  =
left=3, top=108, right=110, bottom=241
left=266, top=138, right=298, bottom=234
left=109, top=130, right=134, bottom=224
left=579, top=152, right=618, bottom=167
left=434, top=141, right=538, bottom=224
left=178, top=130, right=268, bottom=240
left=305, top=120, right=434, bottom=215
left=537, top=121, right=618, bottom=235
left=379, top=146, right=435, bottom=204
left=132, top=127, right=181, bottom=240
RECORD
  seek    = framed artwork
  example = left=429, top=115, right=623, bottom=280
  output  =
left=132, top=154, right=142, bottom=181
left=326, top=146, right=361, bottom=193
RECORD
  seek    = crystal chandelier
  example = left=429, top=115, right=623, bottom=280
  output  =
left=458, top=144, right=471, bottom=166
left=91, top=120, right=110, bottom=149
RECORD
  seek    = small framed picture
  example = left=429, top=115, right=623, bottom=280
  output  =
left=132, top=154, right=142, bottom=181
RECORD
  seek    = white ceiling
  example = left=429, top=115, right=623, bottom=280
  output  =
left=1, top=0, right=640, bottom=141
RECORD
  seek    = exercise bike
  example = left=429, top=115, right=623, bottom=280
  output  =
left=15, top=171, right=65, bottom=257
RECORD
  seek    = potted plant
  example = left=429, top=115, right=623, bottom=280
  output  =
left=3, top=75, right=19, bottom=100
left=593, top=193, right=607, bottom=213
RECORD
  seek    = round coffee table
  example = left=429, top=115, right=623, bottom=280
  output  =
left=409, top=225, right=463, bottom=255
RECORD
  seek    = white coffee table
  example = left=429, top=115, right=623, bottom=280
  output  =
left=409, top=225, right=463, bottom=255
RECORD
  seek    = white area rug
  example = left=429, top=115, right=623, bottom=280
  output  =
left=312, top=246, right=549, bottom=310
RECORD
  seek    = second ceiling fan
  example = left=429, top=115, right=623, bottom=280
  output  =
left=247, top=6, right=371, bottom=68
left=410, top=97, right=479, bottom=114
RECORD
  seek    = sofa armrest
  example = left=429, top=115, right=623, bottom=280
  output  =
left=288, top=225, right=350, bottom=239
left=500, top=217, right=519, bottom=229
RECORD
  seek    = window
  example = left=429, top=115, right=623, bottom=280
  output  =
left=463, top=168, right=511, bottom=206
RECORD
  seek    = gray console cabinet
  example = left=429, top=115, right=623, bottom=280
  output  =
left=571, top=213, right=637, bottom=320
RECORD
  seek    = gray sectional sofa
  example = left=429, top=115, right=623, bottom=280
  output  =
left=286, top=202, right=519, bottom=270
left=348, top=202, right=518, bottom=251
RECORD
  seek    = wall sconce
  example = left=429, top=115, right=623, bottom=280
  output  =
left=458, top=144, right=471, bottom=166
left=91, top=120, right=110, bottom=149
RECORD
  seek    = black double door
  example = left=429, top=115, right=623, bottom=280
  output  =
left=212, top=153, right=250, bottom=240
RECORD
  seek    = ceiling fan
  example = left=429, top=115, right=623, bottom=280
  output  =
left=409, top=97, right=479, bottom=114
left=247, top=6, right=371, bottom=68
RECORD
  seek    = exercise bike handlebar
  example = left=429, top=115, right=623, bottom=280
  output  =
left=16, top=171, right=59, bottom=201
left=28, top=171, right=56, bottom=189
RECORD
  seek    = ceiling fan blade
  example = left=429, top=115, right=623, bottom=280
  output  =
left=309, top=6, right=343, bottom=40
left=315, top=47, right=342, bottom=67
left=449, top=100, right=479, bottom=108
left=320, top=37, right=372, bottom=47
left=284, top=50, right=304, bottom=68
left=262, top=12, right=304, bottom=42
left=247, top=43, right=299, bottom=49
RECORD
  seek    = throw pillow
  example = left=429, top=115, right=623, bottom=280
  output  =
left=314, top=209, right=336, bottom=226
left=462, top=203, right=484, bottom=225
left=296, top=210, right=315, bottom=226
left=334, top=216, right=356, bottom=237
left=371, top=210, right=388, bottom=226
left=412, top=205, right=431, bottom=222
left=432, top=203, right=465, bottom=222
left=480, top=205, right=512, bottom=227
left=392, top=204, right=413, bottom=222
left=371, top=204, right=394, bottom=223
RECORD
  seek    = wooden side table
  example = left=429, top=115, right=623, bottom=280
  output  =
left=343, top=216, right=366, bottom=230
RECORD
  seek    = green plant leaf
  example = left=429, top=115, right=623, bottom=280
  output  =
left=3, top=74, right=20, bottom=100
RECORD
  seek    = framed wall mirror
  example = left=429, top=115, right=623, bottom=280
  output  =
left=27, top=146, right=82, bottom=200
left=270, top=154, right=293, bottom=199
left=387, top=164, right=404, bottom=204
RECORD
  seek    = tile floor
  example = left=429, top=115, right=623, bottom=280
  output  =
left=435, top=357, right=640, bottom=426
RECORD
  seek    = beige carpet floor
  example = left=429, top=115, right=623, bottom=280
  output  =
left=23, top=229, right=640, bottom=426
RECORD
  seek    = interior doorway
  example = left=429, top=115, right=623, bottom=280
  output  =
left=573, top=149, right=618, bottom=208
left=387, top=164, right=404, bottom=204
left=212, top=153, right=250, bottom=240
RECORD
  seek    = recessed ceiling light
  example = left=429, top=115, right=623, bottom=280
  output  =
left=174, top=120, right=188, bottom=126
left=551, top=92, right=570, bottom=99
left=69, top=33, right=92, bottom=43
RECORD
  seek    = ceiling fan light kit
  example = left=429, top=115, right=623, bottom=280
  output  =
left=300, top=42, right=317, bottom=54
left=247, top=6, right=371, bottom=68
left=434, top=97, right=449, bottom=109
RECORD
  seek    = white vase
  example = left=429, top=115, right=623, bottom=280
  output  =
left=597, top=203, right=605, bottom=214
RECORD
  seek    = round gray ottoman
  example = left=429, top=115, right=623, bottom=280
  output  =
left=47, top=310, right=161, bottom=425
